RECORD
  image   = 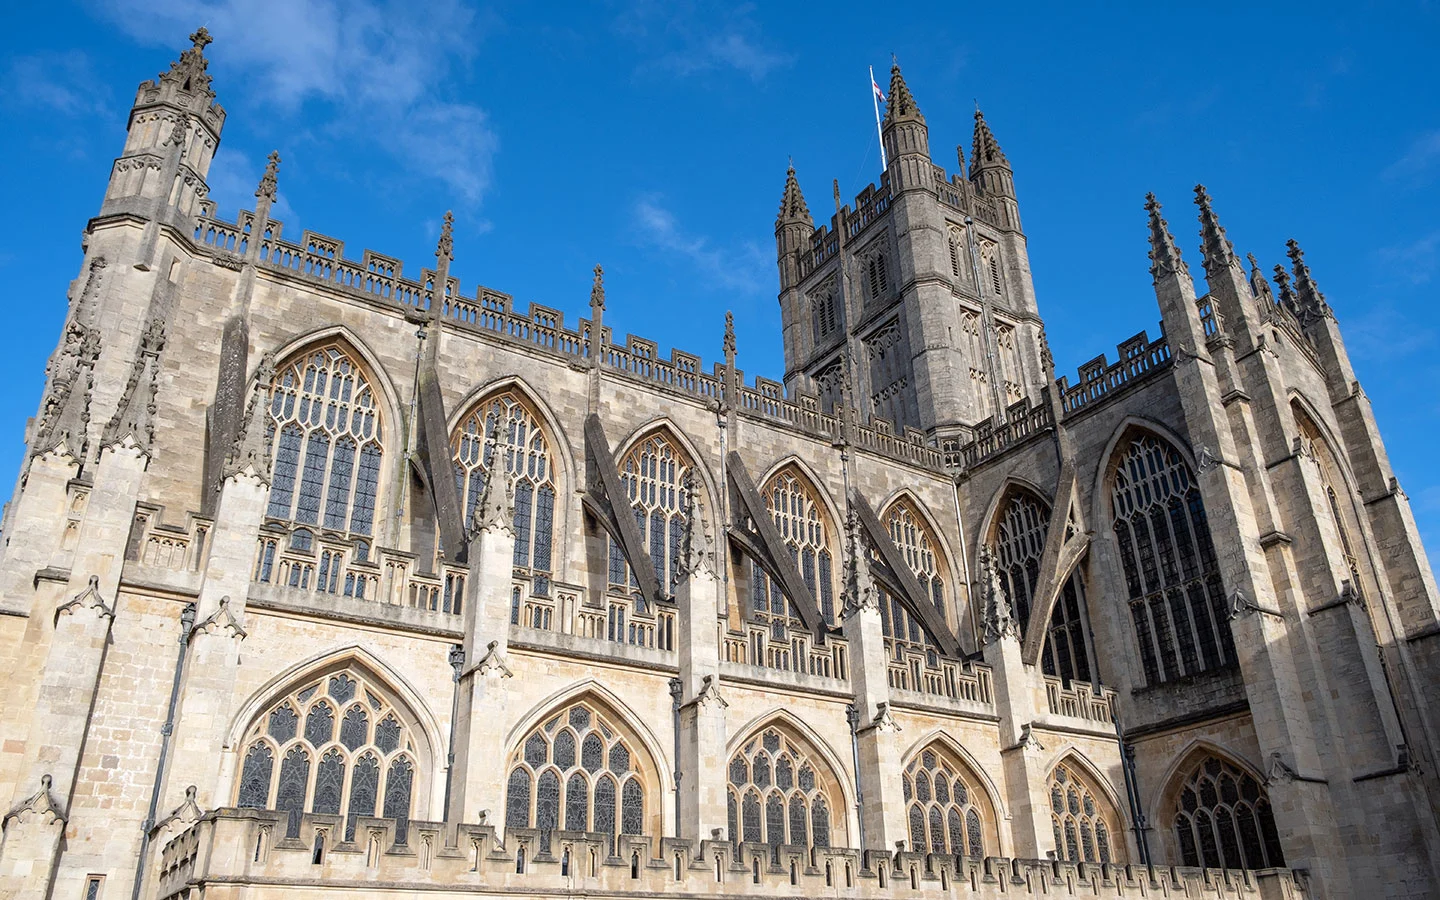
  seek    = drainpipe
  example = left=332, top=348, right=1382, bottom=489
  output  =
left=668, top=677, right=683, bottom=836
left=1113, top=711, right=1151, bottom=865
left=442, top=644, right=465, bottom=820
left=132, top=601, right=196, bottom=900
left=846, top=703, right=865, bottom=851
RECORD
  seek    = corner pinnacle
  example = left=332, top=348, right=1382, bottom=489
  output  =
left=436, top=211, right=454, bottom=262
left=590, top=265, right=605, bottom=312
left=1145, top=193, right=1189, bottom=283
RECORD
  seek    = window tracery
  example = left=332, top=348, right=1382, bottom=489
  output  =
left=265, top=344, right=382, bottom=537
left=235, top=669, right=417, bottom=840
left=1172, top=754, right=1284, bottom=870
left=726, top=725, right=837, bottom=850
left=1048, top=761, right=1120, bottom=865
left=1110, top=433, right=1233, bottom=685
left=452, top=391, right=555, bottom=589
left=902, top=746, right=987, bottom=857
left=504, top=701, right=648, bottom=853
left=753, top=468, right=836, bottom=626
left=879, top=498, right=950, bottom=667
left=610, top=432, right=693, bottom=601
left=991, top=490, right=1094, bottom=683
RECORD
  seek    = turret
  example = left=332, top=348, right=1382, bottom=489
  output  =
left=880, top=64, right=933, bottom=193
left=969, top=108, right=1015, bottom=201
left=774, top=165, right=812, bottom=291
left=100, top=28, right=226, bottom=222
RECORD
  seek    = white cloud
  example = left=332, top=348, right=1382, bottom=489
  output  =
left=632, top=194, right=769, bottom=294
left=4, top=51, right=112, bottom=118
left=1383, top=131, right=1440, bottom=183
left=617, top=1, right=792, bottom=83
left=90, top=0, right=498, bottom=205
left=1374, top=231, right=1440, bottom=286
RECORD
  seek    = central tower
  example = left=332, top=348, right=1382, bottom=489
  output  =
left=776, top=65, right=1047, bottom=441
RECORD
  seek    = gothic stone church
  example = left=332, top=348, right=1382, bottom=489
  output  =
left=1, top=30, right=1437, bottom=900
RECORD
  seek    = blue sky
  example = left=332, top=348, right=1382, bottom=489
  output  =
left=1, top=1, right=1437, bottom=559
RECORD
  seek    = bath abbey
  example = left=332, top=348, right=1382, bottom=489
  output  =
left=3, top=27, right=1439, bottom=900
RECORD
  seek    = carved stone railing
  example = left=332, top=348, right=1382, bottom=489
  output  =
left=127, top=506, right=213, bottom=573
left=1043, top=676, right=1118, bottom=727
left=949, top=398, right=1054, bottom=471
left=160, top=809, right=1310, bottom=900
left=723, top=625, right=849, bottom=681
left=885, top=641, right=994, bottom=706
left=1058, top=331, right=1172, bottom=416
left=190, top=209, right=948, bottom=474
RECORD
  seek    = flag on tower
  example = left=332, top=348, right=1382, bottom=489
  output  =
left=870, top=66, right=888, bottom=170
left=871, top=69, right=886, bottom=104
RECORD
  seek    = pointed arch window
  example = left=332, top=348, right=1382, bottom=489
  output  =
left=1048, top=761, right=1121, bottom=865
left=992, top=490, right=1095, bottom=684
left=1296, top=409, right=1366, bottom=594
left=752, top=468, right=836, bottom=626
left=235, top=669, right=418, bottom=840
left=947, top=226, right=965, bottom=279
left=504, top=700, right=651, bottom=854
left=1172, top=754, right=1284, bottom=870
left=866, top=252, right=890, bottom=301
left=266, top=344, right=382, bottom=537
left=609, top=432, right=693, bottom=600
left=901, top=746, right=990, bottom=857
left=726, top=725, right=839, bottom=850
left=452, top=391, right=556, bottom=588
left=1110, top=434, right=1233, bottom=685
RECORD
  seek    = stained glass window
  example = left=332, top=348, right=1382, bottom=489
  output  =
left=753, top=468, right=837, bottom=627
left=991, top=490, right=1095, bottom=683
left=266, top=345, right=382, bottom=536
left=385, top=756, right=413, bottom=843
left=233, top=668, right=419, bottom=835
left=1048, top=762, right=1121, bottom=864
left=1111, top=434, right=1233, bottom=684
left=610, top=433, right=694, bottom=597
left=727, top=726, right=837, bottom=848
left=901, top=744, right=989, bottom=856
left=1173, top=754, right=1283, bottom=869
left=451, top=391, right=555, bottom=574
left=504, top=701, right=651, bottom=847
left=886, top=499, right=948, bottom=618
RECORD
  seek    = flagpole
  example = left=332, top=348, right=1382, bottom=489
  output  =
left=870, top=65, right=887, bottom=170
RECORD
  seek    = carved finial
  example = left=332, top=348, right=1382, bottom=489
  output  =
left=1193, top=184, right=1238, bottom=277
left=955, top=143, right=967, bottom=177
left=590, top=264, right=605, bottom=312
left=1247, top=253, right=1274, bottom=305
left=832, top=178, right=842, bottom=214
left=841, top=506, right=877, bottom=616
left=159, top=27, right=214, bottom=95
left=1144, top=193, right=1189, bottom=284
left=1038, top=326, right=1054, bottom=376
left=33, top=321, right=100, bottom=463
left=776, top=166, right=811, bottom=227
left=1286, top=239, right=1332, bottom=324
left=1272, top=264, right=1301, bottom=318
left=469, top=423, right=516, bottom=539
left=979, top=545, right=1018, bottom=644
left=190, top=27, right=213, bottom=51
left=677, top=470, right=714, bottom=580
left=168, top=118, right=188, bottom=148
left=883, top=62, right=923, bottom=126
left=970, top=108, right=1008, bottom=174
left=256, top=151, right=280, bottom=202
left=436, top=211, right=454, bottom=263
left=723, top=311, right=736, bottom=361
left=103, top=316, right=167, bottom=454
left=223, top=353, right=276, bottom=482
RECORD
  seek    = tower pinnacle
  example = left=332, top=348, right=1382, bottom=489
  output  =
left=159, top=27, right=216, bottom=96
left=590, top=265, right=605, bottom=314
left=970, top=108, right=1009, bottom=174
left=256, top=151, right=280, bottom=202
left=1193, top=184, right=1238, bottom=277
left=1286, top=240, right=1331, bottom=324
left=776, top=166, right=811, bottom=228
left=1145, top=193, right=1190, bottom=283
left=883, top=63, right=924, bottom=125
left=436, top=211, right=454, bottom=262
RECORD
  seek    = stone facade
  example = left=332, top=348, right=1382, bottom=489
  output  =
left=0, top=31, right=1436, bottom=900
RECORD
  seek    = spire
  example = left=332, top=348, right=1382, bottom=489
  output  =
left=1286, top=239, right=1332, bottom=323
left=436, top=210, right=454, bottom=263
left=223, top=353, right=276, bottom=481
left=1247, top=253, right=1275, bottom=306
left=775, top=166, right=812, bottom=228
left=970, top=108, right=1009, bottom=174
left=159, top=27, right=215, bottom=96
left=32, top=321, right=100, bottom=463
left=677, top=470, right=714, bottom=579
left=978, top=545, right=1018, bottom=644
left=255, top=151, right=280, bottom=203
left=102, top=316, right=166, bottom=454
left=882, top=63, right=923, bottom=126
left=470, top=425, right=516, bottom=537
left=1193, top=184, right=1238, bottom=278
left=590, top=264, right=605, bottom=314
left=1145, top=193, right=1190, bottom=284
